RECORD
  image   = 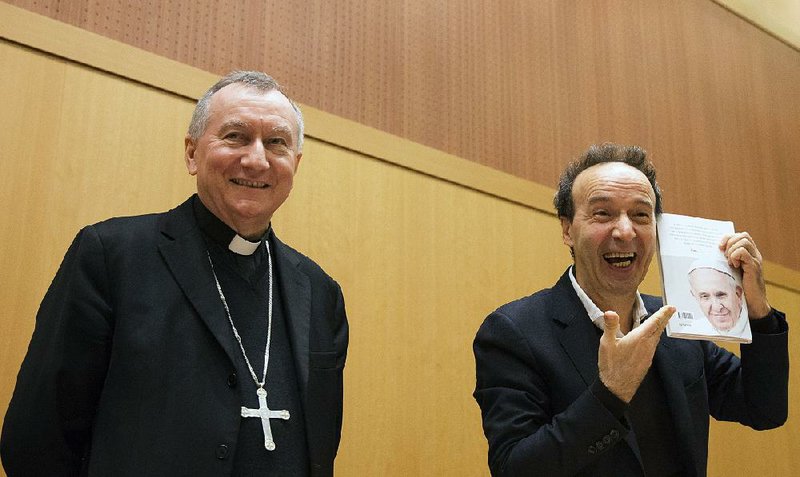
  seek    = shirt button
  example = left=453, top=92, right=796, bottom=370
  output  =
left=227, top=373, right=237, bottom=387
left=216, top=444, right=229, bottom=459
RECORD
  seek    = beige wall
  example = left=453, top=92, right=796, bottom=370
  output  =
left=2, top=7, right=799, bottom=476
left=715, top=0, right=800, bottom=48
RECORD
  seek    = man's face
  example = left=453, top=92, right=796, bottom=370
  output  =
left=561, top=162, right=657, bottom=304
left=689, top=268, right=743, bottom=331
left=185, top=84, right=302, bottom=238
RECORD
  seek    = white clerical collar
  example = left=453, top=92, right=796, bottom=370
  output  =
left=567, top=266, right=649, bottom=337
left=192, top=196, right=270, bottom=256
left=228, top=234, right=261, bottom=255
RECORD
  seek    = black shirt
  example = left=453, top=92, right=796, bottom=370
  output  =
left=193, top=196, right=309, bottom=476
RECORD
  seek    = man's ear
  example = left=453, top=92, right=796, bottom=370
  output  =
left=736, top=286, right=743, bottom=298
left=560, top=216, right=574, bottom=247
left=184, top=135, right=198, bottom=175
left=293, top=152, right=302, bottom=174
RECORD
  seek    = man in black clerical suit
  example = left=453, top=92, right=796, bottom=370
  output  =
left=1, top=71, right=348, bottom=477
left=473, top=143, right=788, bottom=476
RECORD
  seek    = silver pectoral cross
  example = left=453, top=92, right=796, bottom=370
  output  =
left=241, top=387, right=290, bottom=451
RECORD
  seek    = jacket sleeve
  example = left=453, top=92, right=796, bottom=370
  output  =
left=703, top=309, right=789, bottom=429
left=1, top=225, right=114, bottom=477
left=473, top=311, right=630, bottom=477
left=306, top=276, right=349, bottom=477
left=329, top=282, right=348, bottom=454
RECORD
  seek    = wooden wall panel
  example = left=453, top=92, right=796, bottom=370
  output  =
left=3, top=0, right=799, bottom=273
left=279, top=143, right=572, bottom=475
left=2, top=18, right=800, bottom=477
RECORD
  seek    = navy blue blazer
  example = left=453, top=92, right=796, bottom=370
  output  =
left=474, top=269, right=788, bottom=476
left=1, top=197, right=348, bottom=477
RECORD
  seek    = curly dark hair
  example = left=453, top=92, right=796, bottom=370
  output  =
left=553, top=143, right=662, bottom=219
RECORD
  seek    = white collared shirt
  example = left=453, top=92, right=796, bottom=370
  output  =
left=567, top=266, right=649, bottom=337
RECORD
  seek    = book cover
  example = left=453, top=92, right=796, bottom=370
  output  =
left=656, top=213, right=752, bottom=343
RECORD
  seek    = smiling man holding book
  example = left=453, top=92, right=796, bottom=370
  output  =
left=473, top=143, right=789, bottom=476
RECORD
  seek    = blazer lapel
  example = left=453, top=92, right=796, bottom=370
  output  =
left=272, top=234, right=311, bottom=399
left=552, top=273, right=600, bottom=387
left=157, top=198, right=240, bottom=366
left=554, top=309, right=599, bottom=387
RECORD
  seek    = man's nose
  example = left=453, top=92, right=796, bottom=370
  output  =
left=241, top=140, right=269, bottom=168
left=612, top=215, right=636, bottom=241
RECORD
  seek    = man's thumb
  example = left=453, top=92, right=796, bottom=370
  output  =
left=602, top=311, right=620, bottom=341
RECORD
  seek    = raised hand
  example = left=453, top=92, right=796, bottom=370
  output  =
left=598, top=305, right=675, bottom=402
left=720, top=232, right=771, bottom=318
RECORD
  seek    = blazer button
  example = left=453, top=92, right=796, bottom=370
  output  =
left=588, top=445, right=596, bottom=454
left=227, top=373, right=237, bottom=388
left=216, top=444, right=229, bottom=459
left=610, top=429, right=619, bottom=439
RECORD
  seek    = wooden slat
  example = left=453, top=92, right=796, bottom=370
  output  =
left=1, top=0, right=798, bottom=293
left=4, top=0, right=800, bottom=272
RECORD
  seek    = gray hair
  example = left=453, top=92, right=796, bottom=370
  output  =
left=187, top=70, right=304, bottom=151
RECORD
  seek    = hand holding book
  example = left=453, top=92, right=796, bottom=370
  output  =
left=719, top=232, right=771, bottom=319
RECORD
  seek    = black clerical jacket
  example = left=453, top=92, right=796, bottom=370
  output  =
left=1, top=197, right=348, bottom=477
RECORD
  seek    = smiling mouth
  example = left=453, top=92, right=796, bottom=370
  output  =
left=231, top=178, right=269, bottom=189
left=603, top=252, right=636, bottom=268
